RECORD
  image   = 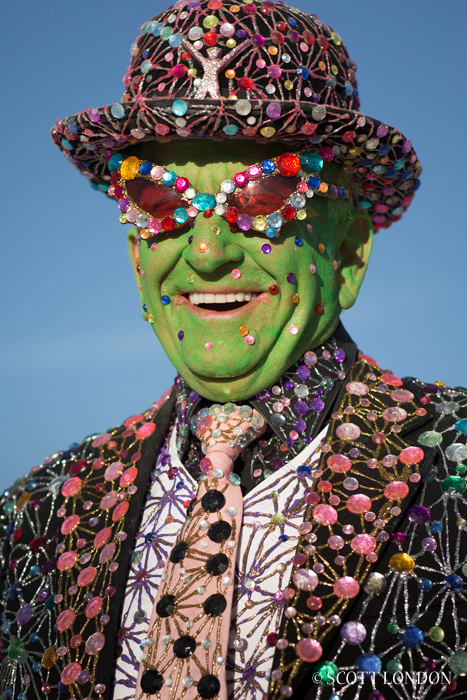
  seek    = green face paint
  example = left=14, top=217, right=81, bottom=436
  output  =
left=127, top=140, right=371, bottom=402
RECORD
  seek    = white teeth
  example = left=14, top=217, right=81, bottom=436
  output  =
left=188, top=292, right=258, bottom=305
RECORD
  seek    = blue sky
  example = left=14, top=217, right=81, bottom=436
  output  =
left=1, top=0, right=466, bottom=490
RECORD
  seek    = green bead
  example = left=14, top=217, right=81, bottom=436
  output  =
left=313, top=661, right=338, bottom=684
left=387, top=660, right=403, bottom=674
left=7, top=637, right=25, bottom=661
left=3, top=500, right=14, bottom=516
left=442, top=476, right=467, bottom=493
left=387, top=622, right=399, bottom=634
left=456, top=464, right=467, bottom=475
left=418, top=430, right=443, bottom=447
left=429, top=626, right=445, bottom=642
left=271, top=514, right=285, bottom=525
left=448, top=650, right=467, bottom=675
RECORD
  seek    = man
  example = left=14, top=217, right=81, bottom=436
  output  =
left=1, top=2, right=466, bottom=700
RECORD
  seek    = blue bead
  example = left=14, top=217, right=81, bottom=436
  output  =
left=294, top=237, right=303, bottom=246
left=356, top=653, right=381, bottom=675
left=8, top=584, right=23, bottom=601
left=297, top=65, right=309, bottom=79
left=162, top=171, right=177, bottom=186
left=288, top=17, right=297, bottom=26
left=300, top=151, right=323, bottom=173
left=174, top=207, right=189, bottom=224
left=307, top=176, right=321, bottom=190
left=142, top=304, right=147, bottom=313
left=27, top=481, right=37, bottom=492
left=192, top=193, right=216, bottom=211
left=169, top=33, right=183, bottom=48
left=67, top=118, right=78, bottom=134
left=430, top=521, right=443, bottom=532
left=58, top=682, right=68, bottom=695
left=223, top=125, right=239, bottom=135
left=278, top=534, right=288, bottom=542
left=29, top=633, right=38, bottom=643
left=144, top=533, right=155, bottom=543
left=139, top=161, right=152, bottom=175
left=261, top=159, right=276, bottom=174
left=110, top=103, right=125, bottom=119
left=61, top=138, right=73, bottom=152
left=172, top=99, right=188, bottom=116
left=108, top=153, right=124, bottom=173
left=45, top=595, right=56, bottom=611
left=399, top=625, right=424, bottom=648
left=29, top=566, right=40, bottom=576
left=267, top=212, right=283, bottom=229
left=32, top=662, right=41, bottom=673
left=445, top=574, right=463, bottom=591
left=455, top=419, right=467, bottom=435
left=345, top=82, right=353, bottom=96
left=4, top=688, right=12, bottom=698
left=418, top=578, right=433, bottom=592
left=265, top=227, right=276, bottom=238
left=161, top=295, right=171, bottom=305
left=297, top=465, right=311, bottom=474
left=150, top=22, right=164, bottom=37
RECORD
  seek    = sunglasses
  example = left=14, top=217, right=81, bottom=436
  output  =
left=108, top=148, right=350, bottom=239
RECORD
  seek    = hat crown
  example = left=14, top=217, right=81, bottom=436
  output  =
left=122, top=0, right=360, bottom=111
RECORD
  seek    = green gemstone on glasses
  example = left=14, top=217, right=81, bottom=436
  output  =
left=299, top=150, right=324, bottom=173
left=193, top=193, right=216, bottom=211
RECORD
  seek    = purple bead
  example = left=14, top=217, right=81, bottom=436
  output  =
left=37, top=588, right=49, bottom=603
left=236, top=29, right=246, bottom=38
left=283, top=381, right=294, bottom=391
left=340, top=621, right=367, bottom=645
left=286, top=273, right=295, bottom=283
left=270, top=457, right=285, bottom=470
left=294, top=401, right=309, bottom=416
left=177, top=331, right=184, bottom=340
left=242, top=666, right=255, bottom=681
left=333, top=348, right=346, bottom=362
left=256, top=389, right=271, bottom=402
left=296, top=365, right=311, bottom=381
left=189, top=391, right=199, bottom=403
left=421, top=384, right=440, bottom=394
left=118, top=197, right=129, bottom=212
left=16, top=604, right=34, bottom=626
left=251, top=34, right=265, bottom=47
left=261, top=243, right=271, bottom=254
left=293, top=419, right=307, bottom=433
left=310, top=398, right=325, bottom=413
left=407, top=505, right=431, bottom=524
left=266, top=103, right=282, bottom=119
left=284, top=439, right=294, bottom=449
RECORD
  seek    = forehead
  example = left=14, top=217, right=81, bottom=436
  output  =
left=135, top=138, right=289, bottom=168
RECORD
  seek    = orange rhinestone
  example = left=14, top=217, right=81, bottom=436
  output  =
left=166, top=515, right=174, bottom=524
left=239, top=326, right=248, bottom=336
left=292, top=293, right=299, bottom=304
left=225, top=69, right=236, bottom=79
left=198, top=242, right=209, bottom=253
left=318, top=60, right=326, bottom=72
left=268, top=46, right=278, bottom=55
left=140, top=229, right=150, bottom=239
left=319, top=182, right=329, bottom=193
left=318, top=243, right=325, bottom=253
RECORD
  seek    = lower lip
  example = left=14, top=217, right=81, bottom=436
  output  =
left=175, top=293, right=270, bottom=320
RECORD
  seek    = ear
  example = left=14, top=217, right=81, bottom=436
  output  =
left=127, top=229, right=147, bottom=318
left=337, top=212, right=373, bottom=310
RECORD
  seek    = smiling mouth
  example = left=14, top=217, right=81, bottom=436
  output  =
left=182, top=291, right=262, bottom=312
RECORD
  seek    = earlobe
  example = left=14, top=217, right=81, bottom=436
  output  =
left=337, top=212, right=373, bottom=310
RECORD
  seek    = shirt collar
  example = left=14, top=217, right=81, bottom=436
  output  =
left=173, top=321, right=357, bottom=460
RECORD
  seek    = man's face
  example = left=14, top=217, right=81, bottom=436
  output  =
left=127, top=140, right=370, bottom=401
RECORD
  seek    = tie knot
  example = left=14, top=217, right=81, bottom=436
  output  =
left=191, top=403, right=267, bottom=477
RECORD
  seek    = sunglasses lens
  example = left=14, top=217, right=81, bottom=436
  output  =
left=126, top=178, right=188, bottom=218
left=226, top=176, right=300, bottom=217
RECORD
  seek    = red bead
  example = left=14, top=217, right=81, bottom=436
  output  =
left=276, top=153, right=300, bottom=177
left=238, top=77, right=253, bottom=90
left=315, top=304, right=323, bottom=314
left=225, top=206, right=239, bottom=223
left=181, top=52, right=191, bottom=61
left=162, top=216, right=176, bottom=230
left=266, top=632, right=279, bottom=647
left=229, top=224, right=238, bottom=233
left=276, top=21, right=286, bottom=30
left=203, top=211, right=213, bottom=218
left=282, top=205, right=296, bottom=220
left=203, top=32, right=218, bottom=46
left=269, top=284, right=279, bottom=295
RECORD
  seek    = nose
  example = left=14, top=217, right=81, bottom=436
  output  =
left=182, top=215, right=244, bottom=274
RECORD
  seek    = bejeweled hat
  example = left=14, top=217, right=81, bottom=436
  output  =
left=51, top=0, right=421, bottom=230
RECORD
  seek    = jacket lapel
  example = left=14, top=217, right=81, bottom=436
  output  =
left=268, top=359, right=436, bottom=699
left=53, top=390, right=175, bottom=700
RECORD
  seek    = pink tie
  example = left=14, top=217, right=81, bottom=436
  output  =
left=135, top=404, right=267, bottom=700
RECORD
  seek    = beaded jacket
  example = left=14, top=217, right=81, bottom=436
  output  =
left=1, top=354, right=467, bottom=700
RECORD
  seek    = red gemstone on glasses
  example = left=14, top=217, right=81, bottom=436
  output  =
left=113, top=185, right=124, bottom=199
left=234, top=172, right=248, bottom=187
left=225, top=206, right=239, bottom=223
left=162, top=217, right=176, bottom=230
left=276, top=153, right=300, bottom=177
left=282, top=205, right=296, bottom=220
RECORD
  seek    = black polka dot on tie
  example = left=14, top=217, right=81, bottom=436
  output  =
left=203, top=593, right=227, bottom=617
left=197, top=674, right=221, bottom=699
left=208, top=520, right=232, bottom=543
left=155, top=594, right=176, bottom=618
left=201, top=489, right=226, bottom=513
left=206, top=553, right=229, bottom=576
left=170, top=541, right=188, bottom=563
left=173, top=635, right=197, bottom=659
left=141, top=670, right=163, bottom=694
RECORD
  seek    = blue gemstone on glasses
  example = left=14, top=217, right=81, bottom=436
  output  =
left=307, top=176, right=321, bottom=190
left=300, top=151, right=323, bottom=173
left=261, top=159, right=275, bottom=174
left=139, top=161, right=152, bottom=175
left=162, top=171, right=177, bottom=186
left=174, top=208, right=189, bottom=224
left=267, top=213, right=283, bottom=229
left=192, top=193, right=216, bottom=211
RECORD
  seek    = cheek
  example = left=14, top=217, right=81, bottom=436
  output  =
left=138, top=238, right=185, bottom=305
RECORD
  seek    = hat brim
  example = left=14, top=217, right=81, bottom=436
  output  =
left=51, top=97, right=421, bottom=229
